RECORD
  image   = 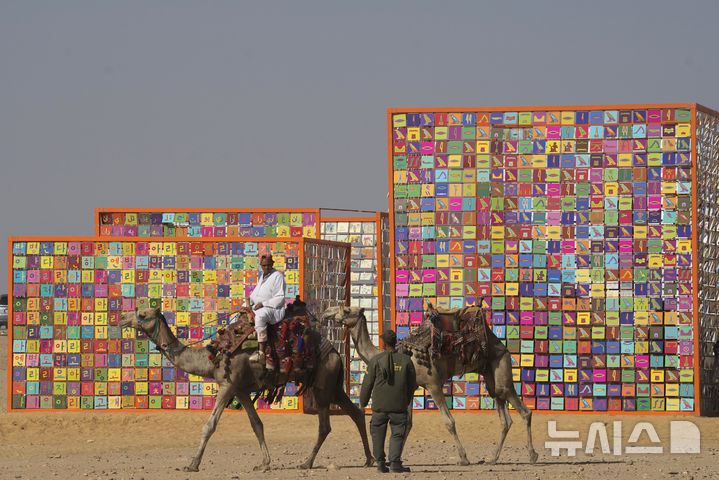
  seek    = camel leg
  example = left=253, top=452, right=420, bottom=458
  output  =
left=298, top=405, right=332, bottom=469
left=334, top=389, right=374, bottom=466
left=504, top=389, right=538, bottom=464
left=427, top=385, right=470, bottom=465
left=487, top=397, right=512, bottom=464
left=236, top=392, right=272, bottom=471
left=490, top=352, right=538, bottom=464
left=185, top=384, right=235, bottom=472
left=483, top=370, right=511, bottom=465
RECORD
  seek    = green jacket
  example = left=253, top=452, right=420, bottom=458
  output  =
left=360, top=349, right=417, bottom=412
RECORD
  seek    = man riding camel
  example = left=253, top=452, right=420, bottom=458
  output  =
left=248, top=254, right=286, bottom=369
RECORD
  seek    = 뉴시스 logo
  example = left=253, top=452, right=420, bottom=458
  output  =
left=545, top=420, right=700, bottom=456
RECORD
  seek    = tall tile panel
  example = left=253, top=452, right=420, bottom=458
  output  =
left=390, top=106, right=696, bottom=412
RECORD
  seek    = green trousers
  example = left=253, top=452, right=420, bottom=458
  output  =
left=370, top=411, right=408, bottom=463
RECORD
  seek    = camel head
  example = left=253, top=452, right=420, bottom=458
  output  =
left=120, top=307, right=165, bottom=337
left=321, top=305, right=365, bottom=328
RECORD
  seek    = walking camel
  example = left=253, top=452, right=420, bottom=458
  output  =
left=119, top=307, right=373, bottom=472
left=324, top=304, right=538, bottom=465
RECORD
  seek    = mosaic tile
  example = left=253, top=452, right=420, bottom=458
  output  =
left=9, top=238, right=349, bottom=411
left=390, top=106, right=698, bottom=412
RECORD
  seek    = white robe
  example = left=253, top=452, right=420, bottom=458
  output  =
left=249, top=269, right=286, bottom=335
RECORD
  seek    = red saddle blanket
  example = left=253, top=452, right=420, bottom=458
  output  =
left=265, top=315, right=316, bottom=375
left=428, top=306, right=490, bottom=364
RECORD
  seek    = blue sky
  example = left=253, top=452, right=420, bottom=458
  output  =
left=2, top=0, right=719, bottom=292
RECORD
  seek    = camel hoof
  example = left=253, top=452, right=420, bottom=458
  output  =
left=363, top=458, right=374, bottom=467
left=253, top=464, right=271, bottom=472
left=485, top=458, right=498, bottom=466
left=298, top=462, right=312, bottom=470
left=183, top=465, right=199, bottom=472
left=529, top=450, right=539, bottom=464
left=458, top=458, right=471, bottom=466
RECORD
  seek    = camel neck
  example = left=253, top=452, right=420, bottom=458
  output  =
left=349, top=313, right=381, bottom=363
left=151, top=321, right=184, bottom=360
left=151, top=323, right=216, bottom=378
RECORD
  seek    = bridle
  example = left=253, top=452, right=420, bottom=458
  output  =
left=136, top=310, right=162, bottom=343
left=135, top=310, right=185, bottom=355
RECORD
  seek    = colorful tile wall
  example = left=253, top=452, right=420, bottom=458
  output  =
left=8, top=238, right=319, bottom=411
left=97, top=210, right=319, bottom=239
left=321, top=216, right=384, bottom=403
left=390, top=106, right=696, bottom=412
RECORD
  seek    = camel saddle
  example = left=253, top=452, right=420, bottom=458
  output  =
left=207, top=297, right=332, bottom=378
left=206, top=308, right=257, bottom=366
left=426, top=305, right=491, bottom=364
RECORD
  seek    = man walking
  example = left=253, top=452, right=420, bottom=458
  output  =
left=360, top=329, right=417, bottom=473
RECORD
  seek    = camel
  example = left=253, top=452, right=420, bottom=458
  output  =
left=119, top=307, right=373, bottom=472
left=323, top=305, right=538, bottom=465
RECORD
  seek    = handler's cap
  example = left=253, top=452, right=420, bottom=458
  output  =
left=260, top=254, right=274, bottom=265
left=381, top=329, right=397, bottom=346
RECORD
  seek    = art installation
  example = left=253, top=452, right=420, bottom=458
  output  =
left=9, top=103, right=719, bottom=417
left=96, top=209, right=390, bottom=408
left=9, top=237, right=349, bottom=411
left=388, top=104, right=719, bottom=413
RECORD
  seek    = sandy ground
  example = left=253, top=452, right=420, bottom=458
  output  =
left=2, top=335, right=719, bottom=480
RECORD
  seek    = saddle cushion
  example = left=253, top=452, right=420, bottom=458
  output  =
left=428, top=306, right=490, bottom=364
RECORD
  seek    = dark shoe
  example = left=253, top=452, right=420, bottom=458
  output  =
left=390, top=461, right=410, bottom=473
left=376, top=461, right=389, bottom=473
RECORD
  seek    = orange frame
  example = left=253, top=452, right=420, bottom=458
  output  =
left=386, top=103, right=704, bottom=416
left=7, top=235, right=351, bottom=413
